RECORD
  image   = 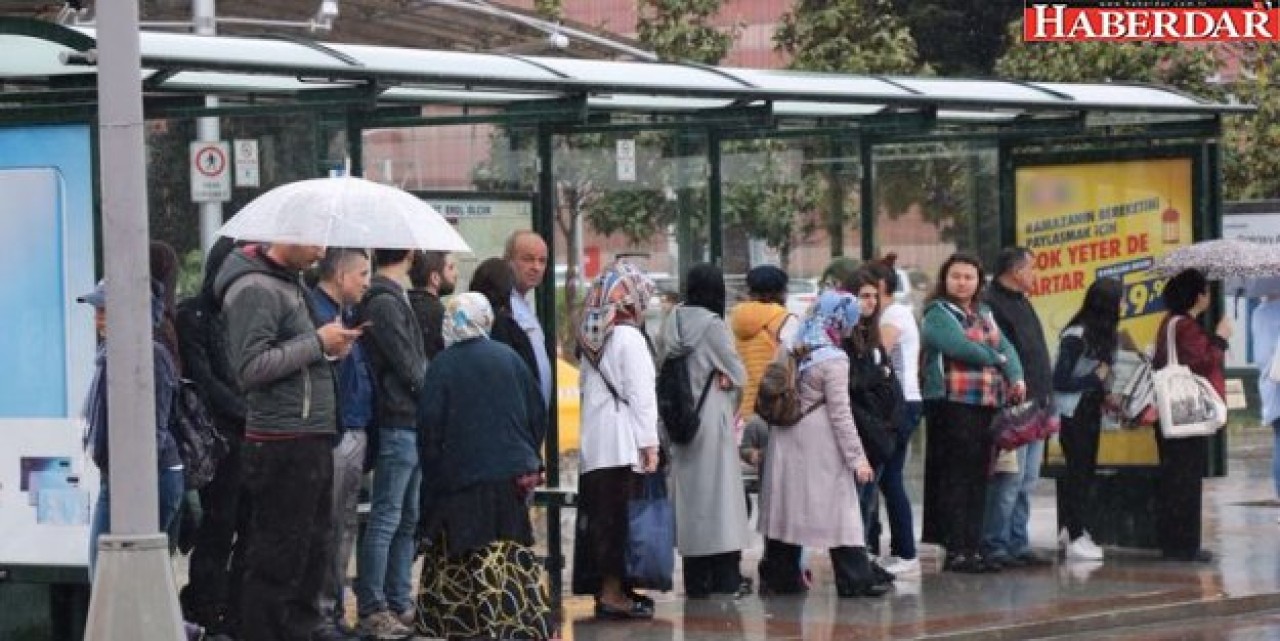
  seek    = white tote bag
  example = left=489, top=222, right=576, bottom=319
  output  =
left=1152, top=317, right=1227, bottom=439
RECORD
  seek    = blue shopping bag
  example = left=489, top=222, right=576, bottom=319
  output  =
left=625, top=472, right=675, bottom=591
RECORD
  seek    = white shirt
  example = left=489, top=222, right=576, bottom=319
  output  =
left=880, top=303, right=922, bottom=401
left=578, top=325, right=659, bottom=474
left=510, top=290, right=553, bottom=406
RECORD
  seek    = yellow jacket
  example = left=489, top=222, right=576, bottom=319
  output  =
left=731, top=301, right=793, bottom=418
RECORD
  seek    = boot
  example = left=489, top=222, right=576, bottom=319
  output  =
left=833, top=546, right=889, bottom=598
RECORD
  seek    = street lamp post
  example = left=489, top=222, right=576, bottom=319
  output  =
left=84, top=1, right=186, bottom=637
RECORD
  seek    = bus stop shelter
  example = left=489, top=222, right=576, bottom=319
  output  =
left=0, top=16, right=1252, bottom=638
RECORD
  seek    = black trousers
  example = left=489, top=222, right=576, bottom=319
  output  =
left=239, top=437, right=334, bottom=641
left=1155, top=430, right=1208, bottom=556
left=181, top=435, right=250, bottom=634
left=573, top=466, right=641, bottom=597
left=758, top=539, right=872, bottom=594
left=922, top=400, right=996, bottom=557
left=682, top=551, right=743, bottom=597
left=1059, top=394, right=1103, bottom=540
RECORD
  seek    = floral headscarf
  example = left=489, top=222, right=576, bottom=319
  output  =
left=577, top=260, right=655, bottom=368
left=443, top=292, right=494, bottom=348
left=796, top=289, right=860, bottom=372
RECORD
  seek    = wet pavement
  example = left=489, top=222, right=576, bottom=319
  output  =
left=545, top=428, right=1280, bottom=640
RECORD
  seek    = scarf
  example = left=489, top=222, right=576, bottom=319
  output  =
left=577, top=260, right=654, bottom=368
left=443, top=292, right=493, bottom=347
left=797, top=289, right=860, bottom=373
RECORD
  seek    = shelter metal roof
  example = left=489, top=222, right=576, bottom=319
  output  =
left=0, top=19, right=1251, bottom=129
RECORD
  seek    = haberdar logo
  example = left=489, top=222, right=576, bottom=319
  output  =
left=1024, top=1, right=1280, bottom=42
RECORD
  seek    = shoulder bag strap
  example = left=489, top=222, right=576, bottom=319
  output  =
left=1165, top=316, right=1182, bottom=368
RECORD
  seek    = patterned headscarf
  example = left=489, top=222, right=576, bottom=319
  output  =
left=443, top=292, right=494, bottom=347
left=577, top=260, right=655, bottom=368
left=796, top=289, right=860, bottom=372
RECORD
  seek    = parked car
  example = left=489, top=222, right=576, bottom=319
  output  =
left=786, top=278, right=820, bottom=316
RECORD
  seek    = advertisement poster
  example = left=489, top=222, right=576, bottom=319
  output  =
left=0, top=125, right=98, bottom=567
left=1220, top=212, right=1280, bottom=368
left=1016, top=157, right=1193, bottom=467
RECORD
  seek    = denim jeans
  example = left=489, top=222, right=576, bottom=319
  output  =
left=321, top=430, right=367, bottom=623
left=981, top=437, right=1046, bottom=560
left=89, top=466, right=185, bottom=581
left=356, top=428, right=421, bottom=617
left=868, top=401, right=922, bottom=560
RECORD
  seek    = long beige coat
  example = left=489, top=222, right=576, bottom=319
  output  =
left=758, top=355, right=869, bottom=549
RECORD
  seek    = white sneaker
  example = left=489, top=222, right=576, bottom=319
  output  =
left=1065, top=534, right=1104, bottom=561
left=881, top=556, right=922, bottom=578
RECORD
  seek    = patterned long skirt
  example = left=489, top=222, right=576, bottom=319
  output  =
left=414, top=539, right=556, bottom=641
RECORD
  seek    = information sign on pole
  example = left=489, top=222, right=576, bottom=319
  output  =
left=233, top=139, right=260, bottom=188
left=190, top=141, right=231, bottom=202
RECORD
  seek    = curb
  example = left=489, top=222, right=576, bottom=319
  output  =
left=920, top=592, right=1280, bottom=640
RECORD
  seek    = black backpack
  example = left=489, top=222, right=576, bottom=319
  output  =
left=656, top=351, right=715, bottom=445
left=170, top=378, right=229, bottom=491
left=849, top=346, right=905, bottom=468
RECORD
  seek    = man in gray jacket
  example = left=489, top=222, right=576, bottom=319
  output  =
left=216, top=242, right=362, bottom=641
left=355, top=249, right=428, bottom=639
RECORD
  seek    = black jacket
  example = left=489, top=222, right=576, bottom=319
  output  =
left=983, top=280, right=1053, bottom=403
left=490, top=313, right=541, bottom=389
left=407, top=288, right=446, bottom=361
left=362, top=275, right=428, bottom=428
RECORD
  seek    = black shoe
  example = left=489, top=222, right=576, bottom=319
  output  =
left=871, top=561, right=896, bottom=584
left=1014, top=551, right=1053, bottom=567
left=626, top=590, right=655, bottom=609
left=837, top=581, right=890, bottom=598
left=978, top=555, right=1004, bottom=573
left=594, top=599, right=655, bottom=620
left=1162, top=549, right=1214, bottom=563
left=944, top=554, right=986, bottom=574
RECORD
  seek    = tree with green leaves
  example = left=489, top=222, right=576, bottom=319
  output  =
left=722, top=140, right=823, bottom=270
left=886, top=0, right=1022, bottom=76
left=1221, top=44, right=1280, bottom=200
left=775, top=0, right=926, bottom=74
left=995, top=22, right=1221, bottom=99
left=637, top=0, right=737, bottom=64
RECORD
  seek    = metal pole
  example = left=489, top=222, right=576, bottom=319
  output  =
left=706, top=127, right=723, bottom=266
left=85, top=1, right=186, bottom=638
left=196, top=0, right=223, bottom=255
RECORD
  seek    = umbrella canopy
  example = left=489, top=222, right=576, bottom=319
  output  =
left=216, top=176, right=471, bottom=252
left=1150, top=239, right=1280, bottom=280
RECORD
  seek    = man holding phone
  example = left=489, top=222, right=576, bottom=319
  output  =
left=216, top=241, right=362, bottom=641
left=308, top=248, right=373, bottom=638
left=356, top=249, right=428, bottom=639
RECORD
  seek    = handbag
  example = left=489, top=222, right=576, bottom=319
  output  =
left=625, top=472, right=675, bottom=591
left=1111, top=349, right=1156, bottom=424
left=991, top=399, right=1059, bottom=451
left=1152, top=317, right=1228, bottom=439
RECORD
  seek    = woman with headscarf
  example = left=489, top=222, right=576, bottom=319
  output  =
left=573, top=260, right=660, bottom=619
left=659, top=263, right=749, bottom=598
left=413, top=292, right=553, bottom=640
left=470, top=256, right=540, bottom=384
left=757, top=290, right=887, bottom=598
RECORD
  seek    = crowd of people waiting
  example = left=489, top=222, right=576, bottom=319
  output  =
left=80, top=232, right=1228, bottom=641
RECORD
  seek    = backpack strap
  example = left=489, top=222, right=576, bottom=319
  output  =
left=589, top=358, right=629, bottom=407
left=694, top=369, right=716, bottom=415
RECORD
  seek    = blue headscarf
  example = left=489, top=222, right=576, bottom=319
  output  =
left=796, top=289, right=860, bottom=372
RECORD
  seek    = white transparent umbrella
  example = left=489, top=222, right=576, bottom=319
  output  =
left=1150, top=238, right=1280, bottom=280
left=216, top=176, right=471, bottom=252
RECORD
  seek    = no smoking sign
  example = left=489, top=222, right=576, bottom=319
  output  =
left=190, top=141, right=231, bottom=202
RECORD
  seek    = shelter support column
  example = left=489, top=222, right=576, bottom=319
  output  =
left=707, top=128, right=723, bottom=266
left=859, top=138, right=874, bottom=261
left=534, top=125, right=565, bottom=601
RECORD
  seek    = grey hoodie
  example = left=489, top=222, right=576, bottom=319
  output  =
left=214, top=248, right=336, bottom=437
